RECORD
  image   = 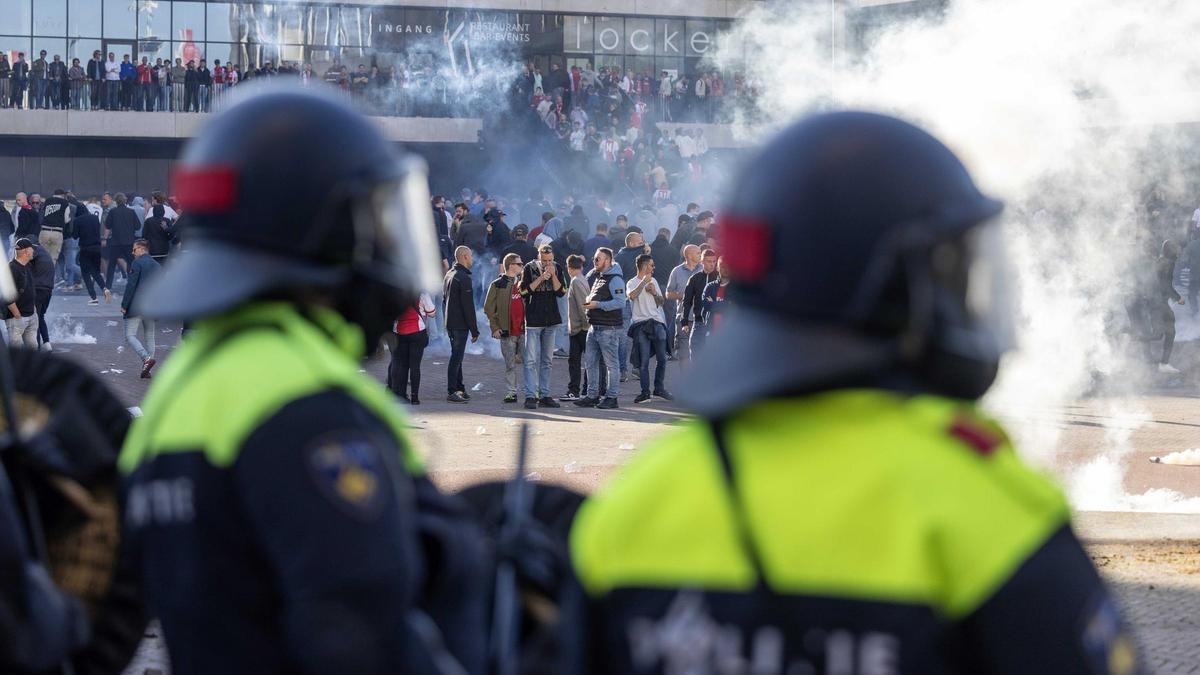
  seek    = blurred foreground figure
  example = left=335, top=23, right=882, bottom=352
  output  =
left=118, top=87, right=487, bottom=674
left=568, top=112, right=1144, bottom=674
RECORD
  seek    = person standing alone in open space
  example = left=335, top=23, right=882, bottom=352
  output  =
left=122, top=239, right=160, bottom=378
left=444, top=245, right=479, bottom=403
left=484, top=253, right=526, bottom=404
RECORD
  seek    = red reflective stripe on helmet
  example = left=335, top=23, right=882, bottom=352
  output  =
left=948, top=416, right=1002, bottom=457
left=719, top=215, right=771, bottom=282
left=173, top=167, right=237, bottom=213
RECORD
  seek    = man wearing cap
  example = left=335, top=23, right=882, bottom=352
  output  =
left=502, top=223, right=537, bottom=266
left=565, top=112, right=1141, bottom=673
left=4, top=239, right=38, bottom=348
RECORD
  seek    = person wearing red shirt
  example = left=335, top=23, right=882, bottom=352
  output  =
left=135, top=57, right=152, bottom=111
left=388, top=292, right=436, bottom=404
left=212, top=60, right=227, bottom=107
left=484, top=253, right=527, bottom=403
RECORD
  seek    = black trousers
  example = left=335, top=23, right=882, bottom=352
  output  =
left=1155, top=301, right=1176, bottom=364
left=389, top=330, right=428, bottom=398
left=35, top=287, right=51, bottom=345
left=79, top=246, right=106, bottom=299
left=104, top=244, right=133, bottom=288
left=184, top=84, right=198, bottom=112
left=567, top=330, right=586, bottom=396
left=447, top=329, right=469, bottom=394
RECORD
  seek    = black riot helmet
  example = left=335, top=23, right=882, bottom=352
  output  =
left=137, top=85, right=441, bottom=342
left=682, top=111, right=1011, bottom=416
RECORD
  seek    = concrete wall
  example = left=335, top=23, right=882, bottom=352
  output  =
left=0, top=110, right=486, bottom=144
left=0, top=110, right=747, bottom=146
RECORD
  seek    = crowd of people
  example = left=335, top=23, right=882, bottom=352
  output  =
left=386, top=189, right=729, bottom=409
left=0, top=48, right=757, bottom=125
left=1, top=189, right=178, bottom=377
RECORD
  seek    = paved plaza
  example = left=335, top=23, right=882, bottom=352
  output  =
left=30, top=289, right=1200, bottom=673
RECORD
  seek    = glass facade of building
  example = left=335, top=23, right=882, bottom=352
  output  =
left=0, top=1, right=736, bottom=77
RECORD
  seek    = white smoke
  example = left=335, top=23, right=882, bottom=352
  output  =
left=713, top=0, right=1200, bottom=511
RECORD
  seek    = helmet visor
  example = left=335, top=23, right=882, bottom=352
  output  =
left=963, top=220, right=1016, bottom=353
left=360, top=157, right=443, bottom=297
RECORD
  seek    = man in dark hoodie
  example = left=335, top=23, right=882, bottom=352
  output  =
left=1154, top=239, right=1185, bottom=374
left=73, top=200, right=111, bottom=305
left=443, top=246, right=479, bottom=403
left=563, top=205, right=590, bottom=237
left=103, top=192, right=140, bottom=288
left=519, top=244, right=567, bottom=409
left=502, top=224, right=537, bottom=265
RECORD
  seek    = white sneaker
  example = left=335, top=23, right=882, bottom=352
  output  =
left=1158, top=363, right=1181, bottom=374
left=39, top=342, right=53, bottom=352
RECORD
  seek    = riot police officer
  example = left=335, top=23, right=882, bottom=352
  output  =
left=567, top=112, right=1144, bottom=674
left=118, top=86, right=487, bottom=674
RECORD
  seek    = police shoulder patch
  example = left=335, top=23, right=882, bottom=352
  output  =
left=306, top=434, right=389, bottom=519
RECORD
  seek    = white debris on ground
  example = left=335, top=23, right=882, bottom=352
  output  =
left=49, top=315, right=98, bottom=344
left=618, top=442, right=636, bottom=450
left=475, top=426, right=487, bottom=435
left=525, top=471, right=541, bottom=481
left=116, top=345, right=124, bottom=353
left=564, top=461, right=583, bottom=474
left=105, top=320, right=118, bottom=327
left=471, top=382, right=484, bottom=391
left=1150, top=449, right=1200, bottom=466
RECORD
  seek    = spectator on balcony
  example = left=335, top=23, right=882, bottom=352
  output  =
left=48, top=54, right=67, bottom=109
left=155, top=59, right=169, bottom=111
left=69, top=58, right=85, bottom=110
left=183, top=60, right=199, bottom=112
left=118, top=54, right=135, bottom=110
left=0, top=54, right=9, bottom=109
left=30, top=51, right=47, bottom=109
left=170, top=58, right=185, bottom=111
left=197, top=59, right=212, bottom=111
left=136, top=56, right=152, bottom=111
left=10, top=53, right=29, bottom=109
left=351, top=64, right=370, bottom=102
left=86, top=50, right=103, bottom=110
left=211, top=59, right=226, bottom=106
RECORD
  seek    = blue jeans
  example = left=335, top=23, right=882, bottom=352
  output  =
left=32, top=78, right=46, bottom=108
left=618, top=301, right=632, bottom=375
left=159, top=84, right=169, bottom=111
left=125, top=316, right=156, bottom=361
left=554, top=294, right=569, bottom=351
left=636, top=321, right=668, bottom=395
left=585, top=325, right=622, bottom=399
left=523, top=325, right=556, bottom=399
left=105, top=80, right=119, bottom=109
left=60, top=238, right=81, bottom=286
left=447, top=328, right=468, bottom=394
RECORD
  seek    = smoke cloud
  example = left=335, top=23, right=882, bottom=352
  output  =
left=712, top=0, right=1200, bottom=511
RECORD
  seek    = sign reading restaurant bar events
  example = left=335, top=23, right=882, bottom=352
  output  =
left=372, top=8, right=539, bottom=51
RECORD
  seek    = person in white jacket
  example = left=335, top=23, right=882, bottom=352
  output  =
left=103, top=53, right=120, bottom=110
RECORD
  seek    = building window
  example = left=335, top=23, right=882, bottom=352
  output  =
left=138, top=0, right=170, bottom=40
left=102, top=0, right=135, bottom=38
left=171, top=0, right=203, bottom=42
left=563, top=15, right=592, bottom=53
left=1, top=0, right=33, bottom=35
left=34, top=0, right=66, bottom=36
left=67, top=0, right=101, bottom=37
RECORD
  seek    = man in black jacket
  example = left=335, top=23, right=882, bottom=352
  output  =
left=518, top=244, right=567, bottom=409
left=14, top=192, right=39, bottom=239
left=141, top=203, right=176, bottom=264
left=73, top=203, right=111, bottom=305
left=679, top=248, right=718, bottom=353
left=86, top=50, right=104, bottom=110
left=502, top=224, right=537, bottom=265
left=103, top=192, right=140, bottom=288
left=39, top=188, right=70, bottom=264
left=443, top=246, right=479, bottom=403
left=183, top=61, right=199, bottom=112
left=30, top=243, right=55, bottom=350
